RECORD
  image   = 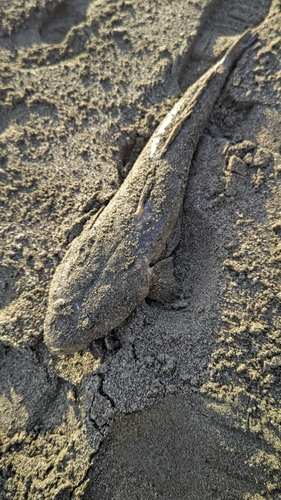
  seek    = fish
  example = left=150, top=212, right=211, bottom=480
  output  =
left=44, top=29, right=257, bottom=355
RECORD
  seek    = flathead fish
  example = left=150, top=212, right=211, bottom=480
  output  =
left=44, top=30, right=256, bottom=354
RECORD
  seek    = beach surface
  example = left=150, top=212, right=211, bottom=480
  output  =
left=1, top=0, right=281, bottom=498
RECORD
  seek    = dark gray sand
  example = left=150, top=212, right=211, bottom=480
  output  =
left=1, top=0, right=281, bottom=498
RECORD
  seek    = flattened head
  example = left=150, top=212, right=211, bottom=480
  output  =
left=44, top=256, right=151, bottom=355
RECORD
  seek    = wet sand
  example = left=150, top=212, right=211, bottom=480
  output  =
left=1, top=0, right=281, bottom=498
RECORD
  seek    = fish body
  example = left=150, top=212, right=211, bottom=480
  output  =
left=44, top=30, right=256, bottom=354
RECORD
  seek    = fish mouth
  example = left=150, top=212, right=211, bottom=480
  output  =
left=44, top=316, right=87, bottom=355
left=44, top=309, right=102, bottom=355
left=44, top=304, right=82, bottom=356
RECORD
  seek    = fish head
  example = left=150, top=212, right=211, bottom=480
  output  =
left=44, top=255, right=151, bottom=355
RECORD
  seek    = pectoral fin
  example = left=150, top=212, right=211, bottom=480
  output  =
left=147, top=256, right=180, bottom=303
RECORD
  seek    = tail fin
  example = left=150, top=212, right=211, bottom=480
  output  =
left=221, top=29, right=258, bottom=71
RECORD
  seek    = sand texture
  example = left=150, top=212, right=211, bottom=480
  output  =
left=1, top=0, right=281, bottom=498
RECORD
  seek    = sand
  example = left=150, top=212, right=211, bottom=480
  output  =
left=0, top=0, right=281, bottom=498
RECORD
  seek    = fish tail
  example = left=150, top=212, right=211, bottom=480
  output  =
left=221, top=29, right=258, bottom=71
left=241, top=30, right=258, bottom=49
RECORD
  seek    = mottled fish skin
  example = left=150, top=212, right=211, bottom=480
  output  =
left=44, top=30, right=257, bottom=355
